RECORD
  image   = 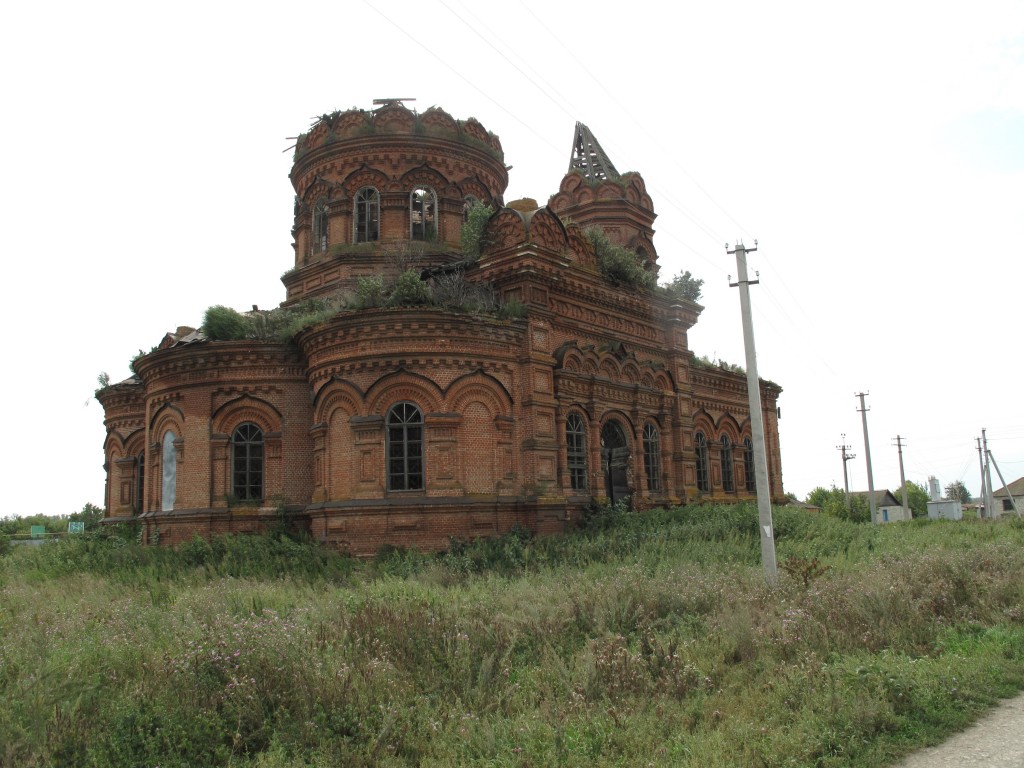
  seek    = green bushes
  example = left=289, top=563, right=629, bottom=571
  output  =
left=460, top=201, right=493, bottom=259
left=202, top=304, right=251, bottom=340
left=585, top=226, right=656, bottom=290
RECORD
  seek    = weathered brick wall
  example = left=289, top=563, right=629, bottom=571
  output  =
left=96, top=101, right=784, bottom=552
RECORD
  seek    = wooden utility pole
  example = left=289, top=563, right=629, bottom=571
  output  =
left=729, top=241, right=777, bottom=584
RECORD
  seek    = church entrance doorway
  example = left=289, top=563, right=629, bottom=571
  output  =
left=601, top=420, right=631, bottom=507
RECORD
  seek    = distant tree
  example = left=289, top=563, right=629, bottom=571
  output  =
left=806, top=486, right=835, bottom=508
left=945, top=480, right=972, bottom=504
left=893, top=480, right=929, bottom=517
left=71, top=503, right=104, bottom=530
left=806, top=486, right=869, bottom=523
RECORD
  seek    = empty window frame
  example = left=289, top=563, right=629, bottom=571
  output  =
left=567, top=412, right=588, bottom=491
left=312, top=200, right=329, bottom=255
left=721, top=435, right=735, bottom=492
left=387, top=403, right=424, bottom=491
left=411, top=187, right=437, bottom=240
left=232, top=423, right=264, bottom=501
left=643, top=423, right=662, bottom=492
left=695, top=432, right=709, bottom=493
left=355, top=187, right=380, bottom=242
left=161, top=431, right=177, bottom=512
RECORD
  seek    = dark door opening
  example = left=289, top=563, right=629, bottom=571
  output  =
left=601, top=420, right=631, bottom=506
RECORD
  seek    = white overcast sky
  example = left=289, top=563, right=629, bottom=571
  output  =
left=1, top=1, right=1022, bottom=516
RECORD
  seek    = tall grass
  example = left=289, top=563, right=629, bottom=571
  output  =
left=2, top=506, right=1024, bottom=766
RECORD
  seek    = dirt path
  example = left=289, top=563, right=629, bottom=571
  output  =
left=895, top=693, right=1024, bottom=766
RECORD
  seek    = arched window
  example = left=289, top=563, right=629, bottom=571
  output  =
left=566, top=412, right=588, bottom=491
left=721, top=435, right=735, bottom=492
left=312, top=200, right=329, bottom=255
left=161, top=431, right=177, bottom=512
left=355, top=187, right=380, bottom=243
left=643, top=424, right=661, bottom=492
left=232, top=423, right=264, bottom=501
left=387, top=403, right=423, bottom=491
left=463, top=195, right=479, bottom=223
left=744, top=437, right=756, bottom=493
left=695, top=432, right=709, bottom=493
left=135, top=450, right=145, bottom=514
left=411, top=187, right=437, bottom=240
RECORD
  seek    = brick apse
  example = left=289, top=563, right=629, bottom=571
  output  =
left=95, top=100, right=784, bottom=554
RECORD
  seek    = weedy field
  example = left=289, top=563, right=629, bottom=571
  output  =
left=2, top=504, right=1023, bottom=767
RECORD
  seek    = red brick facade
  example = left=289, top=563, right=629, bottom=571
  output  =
left=96, top=101, right=783, bottom=554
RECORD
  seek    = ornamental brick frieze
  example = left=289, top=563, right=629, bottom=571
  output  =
left=555, top=278, right=654, bottom=318
left=106, top=417, right=145, bottom=435
left=691, top=398, right=751, bottom=420
left=209, top=386, right=286, bottom=415
left=308, top=359, right=515, bottom=401
left=555, top=374, right=663, bottom=409
left=304, top=335, right=519, bottom=368
left=296, top=139, right=505, bottom=197
left=549, top=299, right=658, bottom=342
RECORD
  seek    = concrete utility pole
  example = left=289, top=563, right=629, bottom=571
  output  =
left=893, top=435, right=910, bottom=520
left=977, top=437, right=988, bottom=519
left=728, top=240, right=777, bottom=584
left=856, top=392, right=878, bottom=524
left=988, top=450, right=1020, bottom=517
left=837, top=435, right=855, bottom=510
left=983, top=429, right=996, bottom=519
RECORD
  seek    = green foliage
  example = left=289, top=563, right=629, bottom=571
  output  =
left=894, top=480, right=931, bottom=517
left=272, top=297, right=343, bottom=340
left=659, top=269, right=704, bottom=302
left=6, top=508, right=1024, bottom=766
left=95, top=371, right=110, bottom=390
left=388, top=269, right=431, bottom=306
left=807, top=485, right=871, bottom=523
left=946, top=479, right=972, bottom=504
left=691, top=354, right=745, bottom=375
left=355, top=275, right=386, bottom=308
left=202, top=304, right=251, bottom=340
left=128, top=348, right=148, bottom=373
left=459, top=202, right=493, bottom=259
left=585, top=227, right=656, bottom=290
left=496, top=296, right=527, bottom=320
left=71, top=502, right=104, bottom=530
left=428, top=271, right=498, bottom=313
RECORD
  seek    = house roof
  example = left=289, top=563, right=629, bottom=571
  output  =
left=851, top=489, right=902, bottom=507
left=993, top=476, right=1024, bottom=498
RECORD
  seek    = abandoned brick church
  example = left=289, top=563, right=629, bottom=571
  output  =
left=96, top=100, right=784, bottom=553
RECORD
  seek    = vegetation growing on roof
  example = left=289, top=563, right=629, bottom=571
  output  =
left=459, top=202, right=493, bottom=260
left=293, top=109, right=504, bottom=163
left=658, top=269, right=704, bottom=302
left=691, top=354, right=745, bottom=375
left=203, top=305, right=251, bottom=341
left=585, top=227, right=657, bottom=290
